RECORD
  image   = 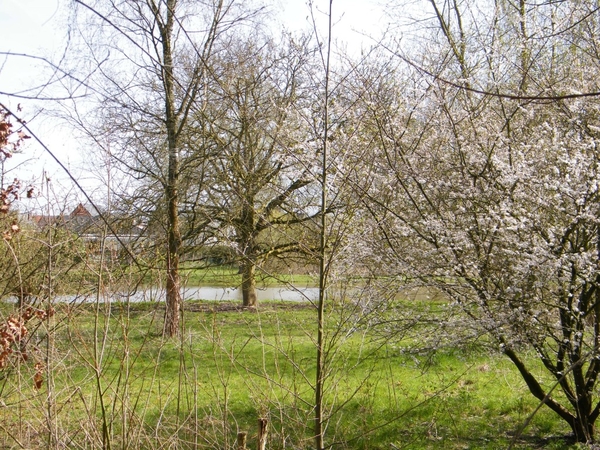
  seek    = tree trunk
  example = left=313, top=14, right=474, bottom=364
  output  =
left=570, top=416, right=595, bottom=443
left=165, top=217, right=181, bottom=336
left=504, top=346, right=598, bottom=444
left=241, top=260, right=257, bottom=307
left=161, top=0, right=182, bottom=337
left=569, top=373, right=595, bottom=443
left=238, top=199, right=257, bottom=307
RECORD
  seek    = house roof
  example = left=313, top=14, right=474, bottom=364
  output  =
left=25, top=203, right=144, bottom=238
left=71, top=203, right=92, bottom=217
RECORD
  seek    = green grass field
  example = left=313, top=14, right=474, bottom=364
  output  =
left=180, top=264, right=318, bottom=287
left=0, top=299, right=579, bottom=449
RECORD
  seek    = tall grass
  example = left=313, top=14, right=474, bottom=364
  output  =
left=0, top=298, right=577, bottom=449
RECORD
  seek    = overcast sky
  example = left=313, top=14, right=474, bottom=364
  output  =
left=0, top=0, right=388, bottom=207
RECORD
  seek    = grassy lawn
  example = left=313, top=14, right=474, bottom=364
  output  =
left=0, top=300, right=577, bottom=449
left=181, top=264, right=318, bottom=287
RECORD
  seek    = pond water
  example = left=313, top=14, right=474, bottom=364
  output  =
left=17, top=286, right=320, bottom=304
left=5, top=285, right=441, bottom=305
left=178, top=286, right=318, bottom=302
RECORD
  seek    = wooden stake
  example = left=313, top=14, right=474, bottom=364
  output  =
left=257, top=418, right=268, bottom=450
left=237, top=431, right=247, bottom=450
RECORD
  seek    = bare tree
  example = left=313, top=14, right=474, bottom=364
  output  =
left=194, top=35, right=318, bottom=306
left=68, top=0, right=259, bottom=336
